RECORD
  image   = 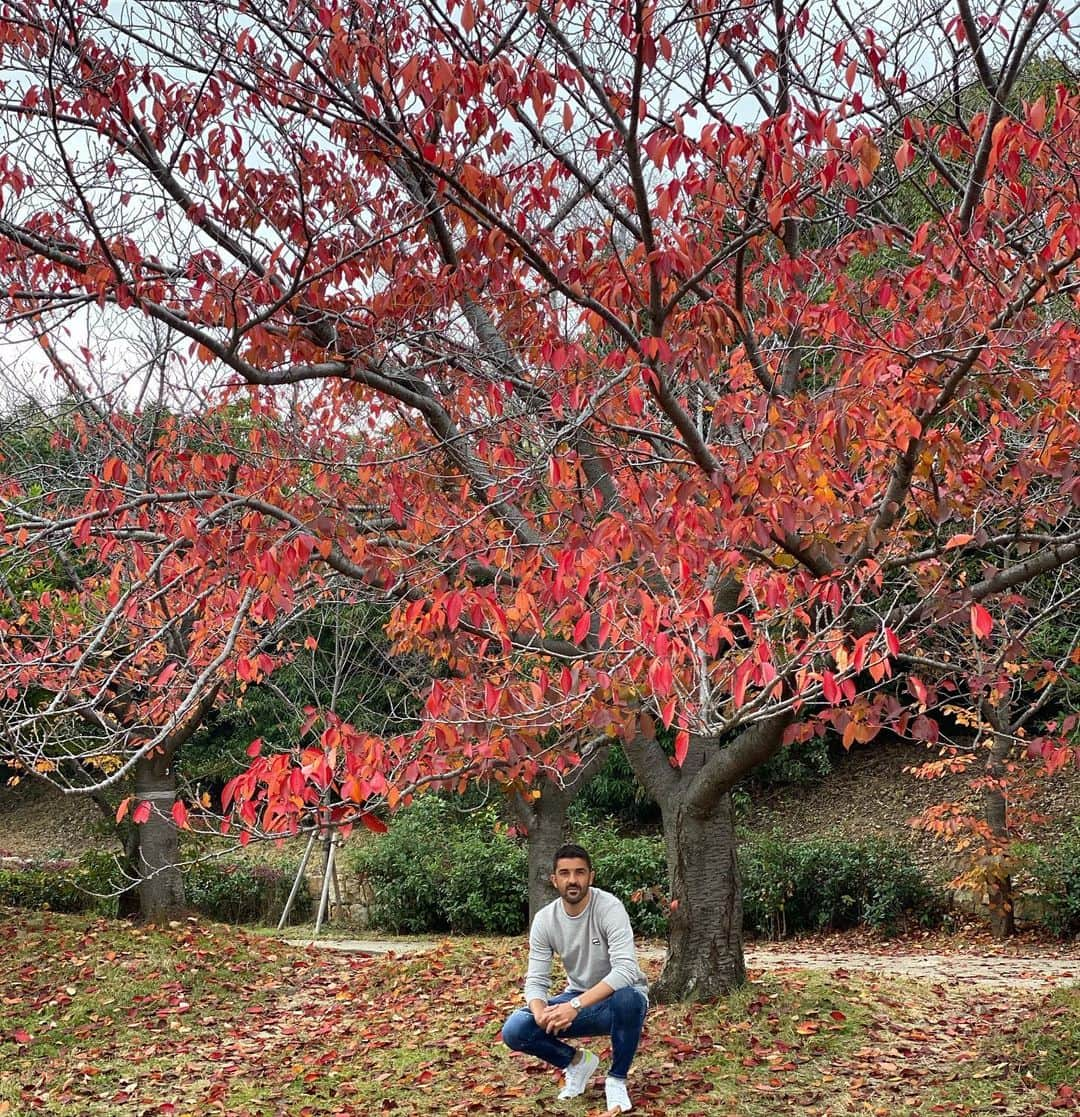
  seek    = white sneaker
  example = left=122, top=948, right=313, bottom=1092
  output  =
left=605, top=1076, right=633, bottom=1112
left=557, top=1049, right=599, bottom=1099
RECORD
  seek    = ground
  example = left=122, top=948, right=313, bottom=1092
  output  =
left=0, top=778, right=108, bottom=861
left=2, top=909, right=1078, bottom=1117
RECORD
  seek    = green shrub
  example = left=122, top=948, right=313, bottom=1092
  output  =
left=69, top=850, right=128, bottom=916
left=345, top=797, right=457, bottom=933
left=574, top=823, right=668, bottom=937
left=0, top=862, right=88, bottom=913
left=1020, top=823, right=1080, bottom=937
left=0, top=851, right=125, bottom=915
left=443, top=826, right=528, bottom=934
left=738, top=831, right=796, bottom=939
left=185, top=857, right=312, bottom=925
left=739, top=832, right=942, bottom=938
left=570, top=745, right=660, bottom=828
left=346, top=798, right=527, bottom=934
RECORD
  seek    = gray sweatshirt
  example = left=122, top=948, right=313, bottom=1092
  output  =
left=524, top=887, right=649, bottom=1004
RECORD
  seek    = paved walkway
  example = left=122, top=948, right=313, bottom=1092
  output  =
left=285, top=937, right=1080, bottom=990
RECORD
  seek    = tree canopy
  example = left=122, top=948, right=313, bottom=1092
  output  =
left=0, top=0, right=1077, bottom=993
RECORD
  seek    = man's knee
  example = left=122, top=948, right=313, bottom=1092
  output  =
left=501, top=1008, right=535, bottom=1051
left=610, top=987, right=648, bottom=1026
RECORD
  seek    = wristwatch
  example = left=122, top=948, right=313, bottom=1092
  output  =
left=569, top=997, right=583, bottom=1012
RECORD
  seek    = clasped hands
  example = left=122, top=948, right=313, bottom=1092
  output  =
left=534, top=1001, right=580, bottom=1034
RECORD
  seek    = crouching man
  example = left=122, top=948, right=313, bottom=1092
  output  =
left=501, top=844, right=649, bottom=1113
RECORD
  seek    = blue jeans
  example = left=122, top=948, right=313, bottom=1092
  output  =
left=501, top=987, right=648, bottom=1079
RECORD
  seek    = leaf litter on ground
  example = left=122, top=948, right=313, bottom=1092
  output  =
left=1, top=908, right=1077, bottom=1116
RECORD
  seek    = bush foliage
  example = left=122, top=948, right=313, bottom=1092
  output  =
left=344, top=797, right=528, bottom=934
left=740, top=832, right=944, bottom=938
left=350, top=803, right=941, bottom=939
left=1020, top=822, right=1080, bottom=937
left=0, top=850, right=311, bottom=925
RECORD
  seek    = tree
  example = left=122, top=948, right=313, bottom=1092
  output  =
left=1, top=0, right=1078, bottom=996
left=0, top=395, right=338, bottom=920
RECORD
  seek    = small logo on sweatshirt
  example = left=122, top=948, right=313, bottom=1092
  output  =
left=591, top=938, right=601, bottom=945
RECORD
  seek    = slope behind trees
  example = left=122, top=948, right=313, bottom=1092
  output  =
left=0, top=0, right=1077, bottom=997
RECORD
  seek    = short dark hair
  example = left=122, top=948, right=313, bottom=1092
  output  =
left=552, top=843, right=592, bottom=872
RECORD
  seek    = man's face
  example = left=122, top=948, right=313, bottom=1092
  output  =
left=551, top=857, right=594, bottom=905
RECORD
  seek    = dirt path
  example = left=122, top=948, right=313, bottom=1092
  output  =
left=740, top=943, right=1080, bottom=989
left=287, top=936, right=1080, bottom=990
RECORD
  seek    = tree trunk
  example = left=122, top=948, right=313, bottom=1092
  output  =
left=651, top=791, right=744, bottom=1002
left=983, top=718, right=1016, bottom=939
left=623, top=718, right=788, bottom=1003
left=512, top=745, right=611, bottom=924
left=132, top=753, right=186, bottom=923
left=515, top=791, right=570, bottom=923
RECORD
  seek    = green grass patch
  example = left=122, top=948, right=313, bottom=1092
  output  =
left=996, top=983, right=1080, bottom=1088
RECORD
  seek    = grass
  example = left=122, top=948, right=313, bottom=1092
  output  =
left=1, top=907, right=1077, bottom=1116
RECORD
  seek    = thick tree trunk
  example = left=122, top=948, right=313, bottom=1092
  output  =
left=132, top=753, right=186, bottom=923
left=623, top=718, right=788, bottom=1003
left=651, top=792, right=744, bottom=1002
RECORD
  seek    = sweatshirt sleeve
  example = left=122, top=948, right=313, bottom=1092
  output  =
left=523, top=907, right=554, bottom=1004
left=599, top=895, right=640, bottom=992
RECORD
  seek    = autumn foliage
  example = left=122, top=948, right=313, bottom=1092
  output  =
left=0, top=0, right=1078, bottom=986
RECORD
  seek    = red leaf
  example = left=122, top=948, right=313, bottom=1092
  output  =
left=115, top=796, right=132, bottom=823
left=445, top=591, right=463, bottom=631
left=360, top=812, right=388, bottom=833
left=908, top=676, right=929, bottom=706
left=246, top=737, right=263, bottom=757
left=573, top=611, right=591, bottom=644
left=484, top=679, right=500, bottom=713
left=132, top=800, right=152, bottom=825
left=648, top=658, right=673, bottom=697
left=155, top=661, right=179, bottom=687
left=970, top=603, right=993, bottom=640
left=171, top=800, right=190, bottom=829
left=732, top=657, right=753, bottom=709
left=673, top=729, right=689, bottom=767
left=659, top=695, right=676, bottom=728
left=821, top=671, right=841, bottom=705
